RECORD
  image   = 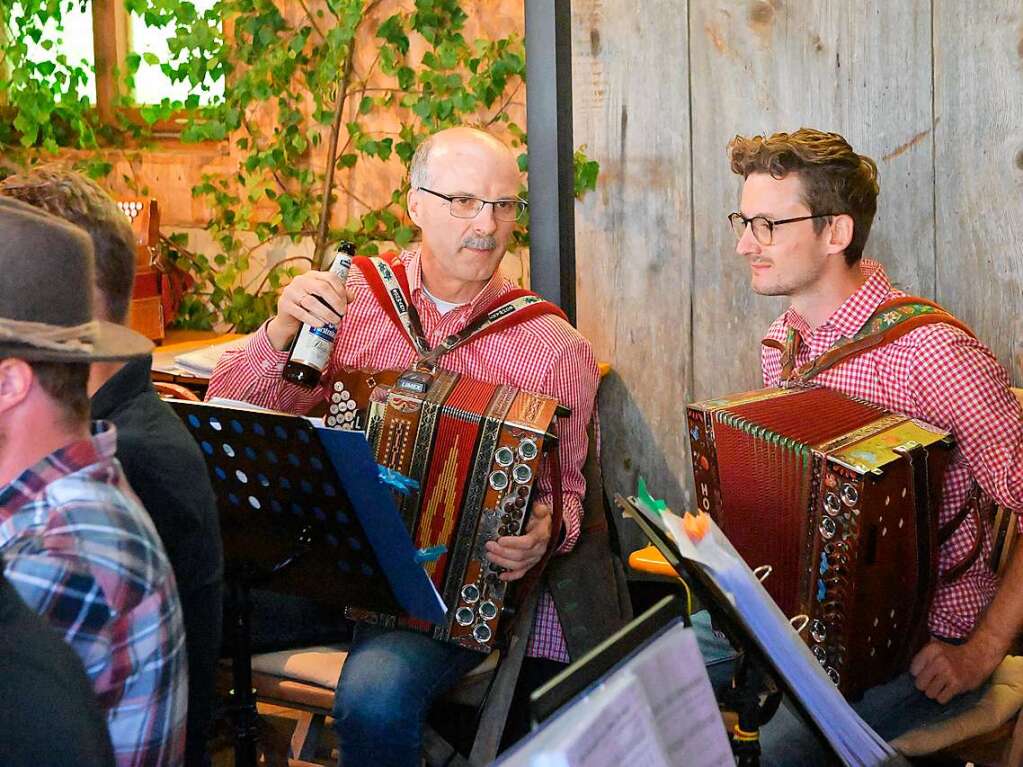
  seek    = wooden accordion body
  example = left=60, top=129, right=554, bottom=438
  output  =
left=343, top=367, right=559, bottom=652
left=687, top=386, right=954, bottom=698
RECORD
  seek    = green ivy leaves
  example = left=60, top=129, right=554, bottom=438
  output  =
left=0, top=0, right=599, bottom=334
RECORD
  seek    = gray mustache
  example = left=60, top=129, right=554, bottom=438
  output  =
left=463, top=235, right=497, bottom=250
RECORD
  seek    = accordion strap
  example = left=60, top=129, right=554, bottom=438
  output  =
left=768, top=296, right=975, bottom=384
left=516, top=440, right=565, bottom=604
left=354, top=254, right=569, bottom=367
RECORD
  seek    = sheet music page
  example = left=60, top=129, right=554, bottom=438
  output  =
left=659, top=510, right=895, bottom=767
left=171, top=334, right=251, bottom=375
left=628, top=626, right=733, bottom=766
left=528, top=674, right=672, bottom=767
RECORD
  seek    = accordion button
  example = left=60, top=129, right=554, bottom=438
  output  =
left=819, top=517, right=837, bottom=540
left=473, top=624, right=493, bottom=644
left=495, top=446, right=515, bottom=467
left=512, top=464, right=533, bottom=484
left=841, top=483, right=860, bottom=507
left=489, top=471, right=509, bottom=491
left=514, top=498, right=526, bottom=509
left=461, top=584, right=481, bottom=604
left=517, top=486, right=530, bottom=498
left=812, top=644, right=827, bottom=663
left=824, top=493, right=842, bottom=516
left=455, top=607, right=475, bottom=626
left=518, top=439, right=538, bottom=461
left=827, top=667, right=841, bottom=686
left=810, top=620, right=827, bottom=643
left=479, top=601, right=498, bottom=621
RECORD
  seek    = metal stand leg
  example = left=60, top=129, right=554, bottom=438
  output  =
left=228, top=577, right=259, bottom=767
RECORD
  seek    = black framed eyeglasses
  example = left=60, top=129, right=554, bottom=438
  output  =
left=417, top=187, right=527, bottom=222
left=728, top=212, right=841, bottom=245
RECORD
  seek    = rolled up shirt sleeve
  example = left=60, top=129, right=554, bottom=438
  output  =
left=533, top=338, right=599, bottom=555
left=206, top=320, right=330, bottom=415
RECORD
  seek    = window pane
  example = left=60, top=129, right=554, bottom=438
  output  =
left=12, top=0, right=96, bottom=102
left=130, top=0, right=223, bottom=105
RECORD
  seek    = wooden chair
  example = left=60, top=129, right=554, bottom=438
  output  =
left=895, top=387, right=1023, bottom=765
left=116, top=198, right=165, bottom=342
left=152, top=380, right=201, bottom=401
left=237, top=597, right=530, bottom=767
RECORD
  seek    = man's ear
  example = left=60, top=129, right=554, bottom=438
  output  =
left=407, top=188, right=422, bottom=228
left=0, top=358, right=33, bottom=416
left=826, top=213, right=855, bottom=256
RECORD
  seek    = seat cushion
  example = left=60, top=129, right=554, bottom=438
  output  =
left=251, top=645, right=349, bottom=690
left=249, top=644, right=498, bottom=691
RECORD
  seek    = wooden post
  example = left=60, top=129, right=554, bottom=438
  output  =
left=525, top=0, right=577, bottom=323
left=92, top=0, right=130, bottom=123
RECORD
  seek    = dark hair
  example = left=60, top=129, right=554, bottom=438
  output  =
left=0, top=167, right=136, bottom=322
left=728, top=128, right=879, bottom=265
left=29, top=360, right=90, bottom=425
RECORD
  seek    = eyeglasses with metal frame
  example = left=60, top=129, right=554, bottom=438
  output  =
left=417, top=187, right=528, bottom=222
left=727, top=211, right=841, bottom=246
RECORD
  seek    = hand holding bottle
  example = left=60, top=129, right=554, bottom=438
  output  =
left=278, top=242, right=356, bottom=388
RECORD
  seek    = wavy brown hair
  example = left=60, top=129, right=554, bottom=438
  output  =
left=728, top=128, right=879, bottom=265
left=1, top=167, right=136, bottom=323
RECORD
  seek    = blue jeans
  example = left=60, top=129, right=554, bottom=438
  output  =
left=690, top=609, right=987, bottom=766
left=332, top=624, right=484, bottom=767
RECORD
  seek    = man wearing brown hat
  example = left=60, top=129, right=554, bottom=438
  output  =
left=2, top=167, right=224, bottom=767
left=0, top=197, right=187, bottom=766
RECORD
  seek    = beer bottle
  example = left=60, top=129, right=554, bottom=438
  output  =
left=282, top=241, right=355, bottom=388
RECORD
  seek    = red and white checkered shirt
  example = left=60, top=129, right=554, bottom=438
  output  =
left=208, top=248, right=599, bottom=662
left=761, top=259, right=1023, bottom=639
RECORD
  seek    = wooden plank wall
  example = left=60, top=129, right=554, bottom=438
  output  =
left=573, top=0, right=1023, bottom=523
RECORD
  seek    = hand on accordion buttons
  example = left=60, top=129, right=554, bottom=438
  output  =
left=910, top=634, right=1005, bottom=704
left=484, top=502, right=552, bottom=582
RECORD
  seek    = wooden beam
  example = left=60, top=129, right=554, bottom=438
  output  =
left=92, top=0, right=130, bottom=122
left=524, top=0, right=577, bottom=324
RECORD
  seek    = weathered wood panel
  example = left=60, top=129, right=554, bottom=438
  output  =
left=689, top=0, right=936, bottom=401
left=933, top=1, right=1023, bottom=384
left=572, top=0, right=694, bottom=516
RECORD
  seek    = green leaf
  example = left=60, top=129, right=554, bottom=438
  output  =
left=393, top=226, right=415, bottom=247
left=143, top=52, right=160, bottom=65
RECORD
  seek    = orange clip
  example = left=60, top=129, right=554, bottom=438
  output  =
left=682, top=511, right=710, bottom=542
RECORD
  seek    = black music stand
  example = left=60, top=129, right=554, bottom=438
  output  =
left=529, top=594, right=687, bottom=726
left=170, top=399, right=444, bottom=767
left=615, top=493, right=912, bottom=767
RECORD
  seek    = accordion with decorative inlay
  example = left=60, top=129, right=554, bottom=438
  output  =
left=687, top=386, right=954, bottom=699
left=341, top=367, right=561, bottom=651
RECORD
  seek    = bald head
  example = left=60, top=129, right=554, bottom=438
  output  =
left=409, top=127, right=519, bottom=190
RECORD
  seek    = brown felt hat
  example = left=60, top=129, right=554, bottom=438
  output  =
left=0, top=197, right=153, bottom=362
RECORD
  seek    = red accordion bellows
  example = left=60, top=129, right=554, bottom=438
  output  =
left=712, top=389, right=886, bottom=616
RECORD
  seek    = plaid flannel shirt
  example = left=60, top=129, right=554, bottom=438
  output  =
left=762, top=259, right=1023, bottom=639
left=0, top=422, right=188, bottom=766
left=208, top=248, right=600, bottom=662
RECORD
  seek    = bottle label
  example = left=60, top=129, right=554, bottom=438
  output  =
left=288, top=321, right=338, bottom=372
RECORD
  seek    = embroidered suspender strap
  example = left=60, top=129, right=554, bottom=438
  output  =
left=516, top=441, right=565, bottom=605
left=416, top=289, right=569, bottom=368
left=768, top=297, right=976, bottom=385
left=355, top=254, right=569, bottom=367
left=353, top=255, right=431, bottom=356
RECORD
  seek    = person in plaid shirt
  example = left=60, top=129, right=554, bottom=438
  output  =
left=208, top=126, right=600, bottom=766
left=708, top=128, right=1023, bottom=763
left=0, top=198, right=187, bottom=766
